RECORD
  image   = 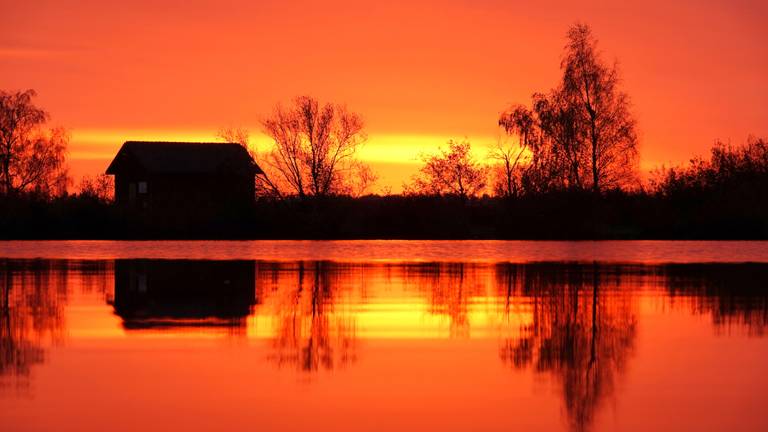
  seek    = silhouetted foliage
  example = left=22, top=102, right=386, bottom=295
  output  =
left=647, top=137, right=768, bottom=237
left=499, top=24, right=639, bottom=194
left=0, top=90, right=69, bottom=197
left=652, top=137, right=768, bottom=198
left=1, top=174, right=767, bottom=240
left=78, top=173, right=113, bottom=202
left=406, top=140, right=489, bottom=198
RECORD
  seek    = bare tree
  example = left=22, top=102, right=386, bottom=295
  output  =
left=0, top=89, right=69, bottom=197
left=261, top=96, right=371, bottom=198
left=217, top=126, right=251, bottom=149
left=78, top=174, right=113, bottom=201
left=489, top=137, right=522, bottom=198
left=334, top=160, right=378, bottom=197
left=217, top=126, right=283, bottom=197
left=495, top=105, right=537, bottom=197
left=406, top=140, right=488, bottom=198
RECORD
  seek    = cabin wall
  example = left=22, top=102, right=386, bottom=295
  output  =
left=114, top=175, right=150, bottom=209
left=113, top=173, right=255, bottom=223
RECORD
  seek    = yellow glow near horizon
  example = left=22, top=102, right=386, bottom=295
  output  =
left=69, top=129, right=499, bottom=162
left=68, top=129, right=503, bottom=192
left=69, top=128, right=659, bottom=192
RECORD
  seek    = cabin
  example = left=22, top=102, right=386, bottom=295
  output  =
left=105, top=141, right=262, bottom=222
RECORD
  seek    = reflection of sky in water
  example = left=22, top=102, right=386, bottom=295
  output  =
left=2, top=240, right=768, bottom=262
left=1, top=258, right=768, bottom=432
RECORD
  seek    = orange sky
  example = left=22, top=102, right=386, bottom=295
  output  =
left=1, top=0, right=766, bottom=192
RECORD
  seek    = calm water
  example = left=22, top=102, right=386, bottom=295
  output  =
left=2, top=240, right=768, bottom=262
left=1, top=242, right=768, bottom=432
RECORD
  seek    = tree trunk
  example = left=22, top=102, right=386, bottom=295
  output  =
left=591, top=123, right=600, bottom=194
left=1, top=155, right=10, bottom=195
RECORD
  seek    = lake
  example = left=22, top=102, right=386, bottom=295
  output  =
left=1, top=241, right=767, bottom=432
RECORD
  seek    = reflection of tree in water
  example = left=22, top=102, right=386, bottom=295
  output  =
left=0, top=260, right=72, bottom=391
left=402, top=263, right=487, bottom=338
left=662, top=264, right=768, bottom=336
left=76, top=260, right=113, bottom=298
left=496, top=264, right=638, bottom=432
left=261, top=262, right=357, bottom=372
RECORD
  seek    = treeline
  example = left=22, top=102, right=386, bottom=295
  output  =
left=2, top=126, right=765, bottom=239
left=2, top=150, right=767, bottom=239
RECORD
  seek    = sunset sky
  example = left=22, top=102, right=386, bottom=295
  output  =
left=2, top=0, right=766, bottom=191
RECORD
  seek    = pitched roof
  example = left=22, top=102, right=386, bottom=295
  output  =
left=106, top=141, right=263, bottom=176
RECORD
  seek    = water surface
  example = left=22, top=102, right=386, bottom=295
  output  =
left=1, top=240, right=768, bottom=262
left=1, top=242, right=767, bottom=431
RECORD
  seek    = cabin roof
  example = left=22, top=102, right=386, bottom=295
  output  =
left=105, top=141, right=263, bottom=176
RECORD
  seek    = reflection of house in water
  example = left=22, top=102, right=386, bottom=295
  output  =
left=112, top=260, right=257, bottom=330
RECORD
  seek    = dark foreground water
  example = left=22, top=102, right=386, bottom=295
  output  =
left=1, top=242, right=767, bottom=432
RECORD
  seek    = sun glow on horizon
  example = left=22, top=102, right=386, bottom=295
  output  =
left=68, top=129, right=508, bottom=192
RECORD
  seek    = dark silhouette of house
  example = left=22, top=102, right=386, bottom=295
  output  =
left=111, top=259, right=258, bottom=330
left=105, top=141, right=262, bottom=222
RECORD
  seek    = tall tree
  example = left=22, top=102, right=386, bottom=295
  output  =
left=0, top=89, right=69, bottom=197
left=499, top=24, right=639, bottom=194
left=261, top=96, right=371, bottom=198
left=560, top=23, right=639, bottom=192
left=406, top=140, right=488, bottom=198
